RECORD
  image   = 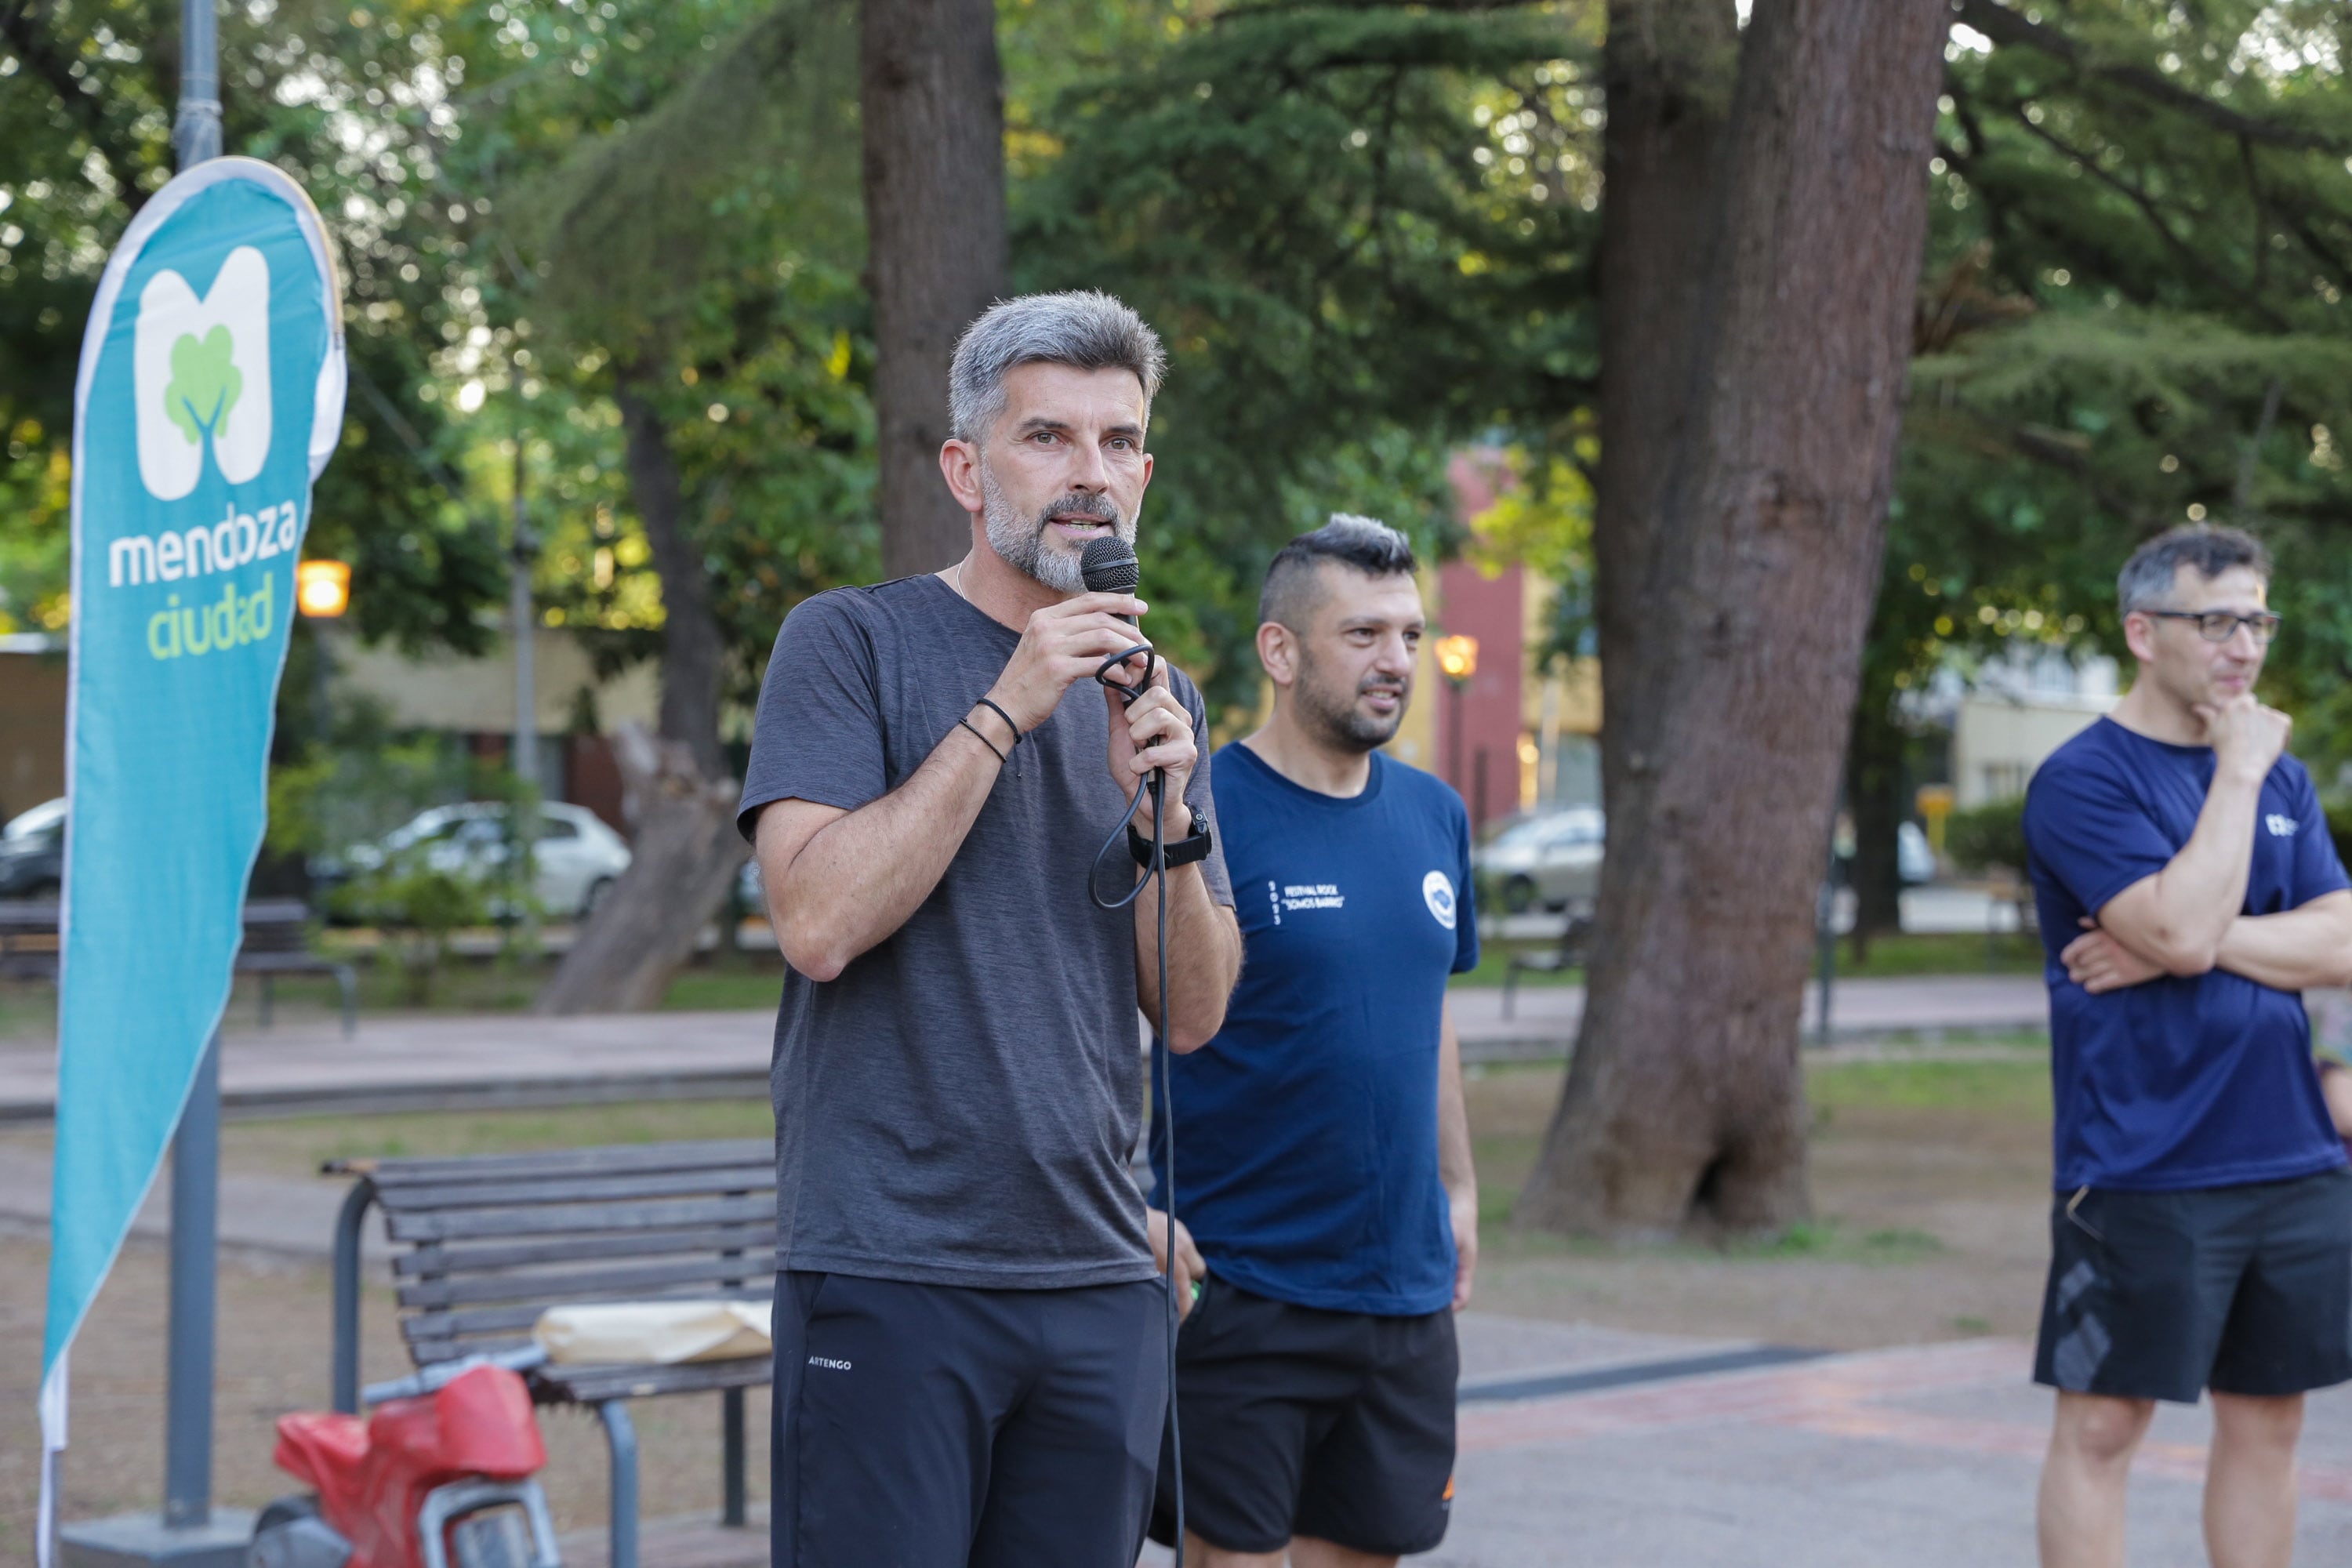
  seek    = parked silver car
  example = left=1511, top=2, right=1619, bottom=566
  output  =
left=1475, top=808, right=1606, bottom=914
left=324, top=802, right=632, bottom=920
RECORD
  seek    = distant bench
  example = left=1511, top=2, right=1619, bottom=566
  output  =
left=328, top=1138, right=775, bottom=1568
left=0, top=896, right=357, bottom=1037
left=1501, top=909, right=1596, bottom=1021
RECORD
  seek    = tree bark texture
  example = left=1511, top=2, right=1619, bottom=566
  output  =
left=535, top=724, right=750, bottom=1014
left=537, top=373, right=746, bottom=1012
left=1516, top=0, right=1949, bottom=1236
left=614, top=369, right=728, bottom=779
left=861, top=0, right=1009, bottom=578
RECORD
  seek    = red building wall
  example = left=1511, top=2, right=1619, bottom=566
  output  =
left=1436, top=453, right=1524, bottom=835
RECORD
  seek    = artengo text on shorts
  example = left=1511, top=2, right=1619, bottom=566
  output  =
left=107, top=499, right=299, bottom=662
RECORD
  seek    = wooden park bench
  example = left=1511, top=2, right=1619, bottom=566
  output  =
left=1501, top=907, right=1596, bottom=1021
left=0, top=896, right=358, bottom=1036
left=328, top=1138, right=775, bottom=1568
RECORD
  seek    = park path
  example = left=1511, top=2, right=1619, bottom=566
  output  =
left=0, top=975, right=2055, bottom=1122
left=537, top=1325, right=2352, bottom=1567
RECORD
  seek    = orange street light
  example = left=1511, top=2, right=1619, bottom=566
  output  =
left=1434, top=633, right=1479, bottom=684
left=296, top=558, right=352, bottom=619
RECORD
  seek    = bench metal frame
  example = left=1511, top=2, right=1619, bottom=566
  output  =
left=0, top=896, right=358, bottom=1037
left=329, top=1139, right=773, bottom=1568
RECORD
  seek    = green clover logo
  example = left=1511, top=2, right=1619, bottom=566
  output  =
left=163, top=325, right=241, bottom=446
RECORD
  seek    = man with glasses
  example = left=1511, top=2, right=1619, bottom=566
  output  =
left=2025, top=524, right=2352, bottom=1568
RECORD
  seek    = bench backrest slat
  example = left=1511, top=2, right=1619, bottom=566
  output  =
left=397, top=1250, right=776, bottom=1310
left=386, top=1193, right=771, bottom=1245
left=391, top=1224, right=774, bottom=1279
left=354, top=1139, right=772, bottom=1187
left=376, top=1165, right=773, bottom=1213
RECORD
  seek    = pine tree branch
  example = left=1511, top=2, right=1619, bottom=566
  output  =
left=2008, top=108, right=2291, bottom=333
left=0, top=0, right=154, bottom=212
left=1955, top=0, right=2350, bottom=156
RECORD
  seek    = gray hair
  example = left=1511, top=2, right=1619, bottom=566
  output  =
left=1260, top=513, right=1420, bottom=628
left=949, top=291, right=1167, bottom=443
left=2117, top=524, right=2271, bottom=615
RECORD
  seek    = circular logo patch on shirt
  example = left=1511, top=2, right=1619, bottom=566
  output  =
left=1423, top=870, right=1457, bottom=931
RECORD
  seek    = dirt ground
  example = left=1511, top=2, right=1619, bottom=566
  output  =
left=0, top=1045, right=2056, bottom=1555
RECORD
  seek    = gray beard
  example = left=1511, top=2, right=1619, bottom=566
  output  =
left=981, top=464, right=1134, bottom=594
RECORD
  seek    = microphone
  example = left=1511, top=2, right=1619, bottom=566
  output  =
left=1080, top=535, right=1142, bottom=621
left=1080, top=536, right=1152, bottom=706
left=1080, top=535, right=1160, bottom=804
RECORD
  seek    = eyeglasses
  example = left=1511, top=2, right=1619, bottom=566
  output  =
left=2145, top=609, right=2281, bottom=644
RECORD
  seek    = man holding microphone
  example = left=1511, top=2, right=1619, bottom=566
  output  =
left=740, top=291, right=1241, bottom=1567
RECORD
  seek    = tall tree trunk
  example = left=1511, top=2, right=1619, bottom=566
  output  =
left=536, top=723, right=749, bottom=1014
left=1516, top=0, right=1949, bottom=1237
left=536, top=368, right=750, bottom=1013
left=615, top=370, right=728, bottom=781
left=861, top=0, right=1008, bottom=578
left=1845, top=668, right=1907, bottom=964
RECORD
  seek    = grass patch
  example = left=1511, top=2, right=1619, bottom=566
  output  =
left=1450, top=929, right=2045, bottom=989
left=0, top=956, right=790, bottom=1041
left=1835, top=1028, right=2049, bottom=1054
left=1806, top=1054, right=2051, bottom=1118
left=220, top=1100, right=775, bottom=1181
left=1450, top=949, right=1581, bottom=989
left=1834, top=931, right=2043, bottom=978
left=660, top=969, right=787, bottom=1011
left=1481, top=1216, right=1947, bottom=1266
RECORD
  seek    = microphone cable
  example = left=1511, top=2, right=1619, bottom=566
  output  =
left=1087, top=650, right=1185, bottom=1568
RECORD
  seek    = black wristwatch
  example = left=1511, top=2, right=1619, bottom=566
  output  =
left=1130, top=818, right=1214, bottom=869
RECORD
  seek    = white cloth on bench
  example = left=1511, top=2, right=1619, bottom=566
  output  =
left=533, top=1301, right=771, bottom=1365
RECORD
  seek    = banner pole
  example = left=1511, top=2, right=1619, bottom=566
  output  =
left=172, top=0, right=222, bottom=169
left=162, top=1034, right=221, bottom=1529
left=165, top=0, right=222, bottom=1535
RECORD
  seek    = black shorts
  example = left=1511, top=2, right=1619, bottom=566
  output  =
left=1148, top=1276, right=1457, bottom=1557
left=2034, top=1167, right=2352, bottom=1405
left=770, top=1270, right=1167, bottom=1568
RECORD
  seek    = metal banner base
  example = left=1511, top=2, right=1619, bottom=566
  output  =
left=56, top=1508, right=256, bottom=1568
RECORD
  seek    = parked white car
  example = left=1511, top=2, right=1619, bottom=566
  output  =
left=1475, top=808, right=1606, bottom=914
left=328, top=802, right=631, bottom=920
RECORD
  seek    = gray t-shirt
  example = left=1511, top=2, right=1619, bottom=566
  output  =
left=738, top=573, right=1234, bottom=1289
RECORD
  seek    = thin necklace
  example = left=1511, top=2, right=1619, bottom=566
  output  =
left=953, top=554, right=971, bottom=601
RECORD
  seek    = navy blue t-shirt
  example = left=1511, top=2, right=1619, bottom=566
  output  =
left=1149, top=743, right=1479, bottom=1315
left=2024, top=717, right=2350, bottom=1192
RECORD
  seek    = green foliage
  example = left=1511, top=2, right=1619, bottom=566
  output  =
left=1944, top=795, right=2029, bottom=874
left=1017, top=0, right=1599, bottom=708
left=1876, top=0, right=2352, bottom=769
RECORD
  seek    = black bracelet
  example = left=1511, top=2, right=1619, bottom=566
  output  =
left=957, top=717, right=1008, bottom=766
left=973, top=697, right=1023, bottom=748
left=1131, top=818, right=1214, bottom=869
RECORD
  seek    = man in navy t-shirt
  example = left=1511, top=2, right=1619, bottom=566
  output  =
left=1144, top=515, right=1478, bottom=1567
left=2024, top=524, right=2352, bottom=1568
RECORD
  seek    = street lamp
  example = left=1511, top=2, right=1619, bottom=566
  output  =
left=296, top=559, right=350, bottom=752
left=1433, top=634, right=1478, bottom=799
left=296, top=558, right=351, bottom=619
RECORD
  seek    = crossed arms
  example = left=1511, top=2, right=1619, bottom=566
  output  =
left=2062, top=753, right=2352, bottom=995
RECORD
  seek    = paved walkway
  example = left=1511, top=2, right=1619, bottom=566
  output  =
left=0, top=976, right=2058, bottom=1122
left=546, top=1319, right=2352, bottom=1567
